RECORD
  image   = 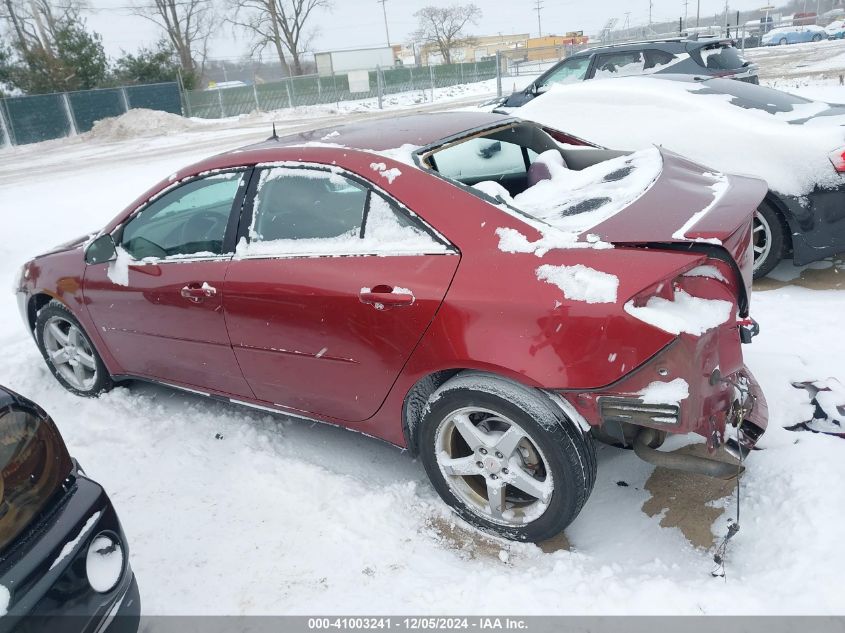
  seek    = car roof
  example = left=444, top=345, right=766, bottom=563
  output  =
left=573, top=37, right=730, bottom=56
left=241, top=111, right=513, bottom=154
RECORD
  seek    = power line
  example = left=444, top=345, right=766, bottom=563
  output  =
left=533, top=0, right=543, bottom=38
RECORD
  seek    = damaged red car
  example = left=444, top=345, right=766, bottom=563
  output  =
left=15, top=112, right=768, bottom=542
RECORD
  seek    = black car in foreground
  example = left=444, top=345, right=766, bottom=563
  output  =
left=0, top=386, right=139, bottom=632
left=500, top=37, right=758, bottom=109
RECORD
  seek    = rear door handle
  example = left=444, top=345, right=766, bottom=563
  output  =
left=181, top=283, right=217, bottom=303
left=359, top=285, right=415, bottom=310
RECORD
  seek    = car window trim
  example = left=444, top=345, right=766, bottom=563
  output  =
left=234, top=161, right=456, bottom=260
left=111, top=167, right=252, bottom=263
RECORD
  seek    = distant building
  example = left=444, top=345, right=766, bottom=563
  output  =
left=420, top=33, right=530, bottom=65
left=315, top=47, right=397, bottom=76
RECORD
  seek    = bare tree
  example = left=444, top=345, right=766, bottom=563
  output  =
left=134, top=0, right=214, bottom=86
left=229, top=0, right=330, bottom=76
left=412, top=3, right=481, bottom=65
left=1, top=0, right=85, bottom=60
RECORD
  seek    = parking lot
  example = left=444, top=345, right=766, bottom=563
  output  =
left=2, top=58, right=844, bottom=611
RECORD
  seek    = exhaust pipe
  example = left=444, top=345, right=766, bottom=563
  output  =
left=633, top=427, right=744, bottom=480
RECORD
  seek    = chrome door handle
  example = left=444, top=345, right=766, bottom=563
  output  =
left=180, top=284, right=217, bottom=302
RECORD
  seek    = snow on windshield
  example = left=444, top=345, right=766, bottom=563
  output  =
left=517, top=77, right=845, bottom=196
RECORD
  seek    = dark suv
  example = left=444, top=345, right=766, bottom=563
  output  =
left=499, top=38, right=759, bottom=109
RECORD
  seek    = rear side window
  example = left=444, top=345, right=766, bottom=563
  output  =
left=239, top=167, right=449, bottom=257
left=433, top=138, right=528, bottom=180
left=695, top=44, right=747, bottom=70
left=250, top=168, right=367, bottom=242
left=593, top=51, right=646, bottom=78
left=645, top=49, right=677, bottom=69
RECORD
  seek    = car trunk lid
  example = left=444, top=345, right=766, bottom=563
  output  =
left=584, top=149, right=766, bottom=298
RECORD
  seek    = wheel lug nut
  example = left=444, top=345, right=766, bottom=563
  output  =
left=502, top=468, right=509, bottom=474
left=476, top=461, right=483, bottom=468
left=490, top=474, right=498, bottom=480
left=495, top=452, right=503, bottom=458
left=479, top=448, right=487, bottom=455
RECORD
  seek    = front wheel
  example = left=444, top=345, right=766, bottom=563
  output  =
left=35, top=300, right=113, bottom=397
left=752, top=201, right=786, bottom=279
left=812, top=34, right=823, bottom=42
left=779, top=38, right=789, bottom=45
left=418, top=372, right=596, bottom=542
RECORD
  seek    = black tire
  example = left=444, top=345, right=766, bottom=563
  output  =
left=779, top=38, right=788, bottom=45
left=35, top=300, right=113, bottom=397
left=418, top=371, right=596, bottom=542
left=753, top=200, right=787, bottom=279
left=812, top=34, right=823, bottom=42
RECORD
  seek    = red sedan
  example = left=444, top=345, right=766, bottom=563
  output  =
left=16, top=112, right=768, bottom=542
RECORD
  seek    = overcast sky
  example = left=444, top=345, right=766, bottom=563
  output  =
left=86, top=0, right=771, bottom=61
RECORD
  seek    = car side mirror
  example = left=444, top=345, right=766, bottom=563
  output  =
left=85, top=234, right=116, bottom=264
left=535, top=84, right=551, bottom=95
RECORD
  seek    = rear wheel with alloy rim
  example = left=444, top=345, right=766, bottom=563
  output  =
left=752, top=201, right=786, bottom=279
left=36, top=300, right=113, bottom=397
left=419, top=372, right=596, bottom=542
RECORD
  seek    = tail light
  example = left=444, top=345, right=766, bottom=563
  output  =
left=828, top=147, right=845, bottom=173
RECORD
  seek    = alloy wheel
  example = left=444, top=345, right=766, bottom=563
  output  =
left=752, top=212, right=773, bottom=275
left=434, top=407, right=554, bottom=527
left=42, top=316, right=98, bottom=391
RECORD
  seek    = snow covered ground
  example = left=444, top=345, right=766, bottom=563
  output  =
left=0, top=76, right=844, bottom=616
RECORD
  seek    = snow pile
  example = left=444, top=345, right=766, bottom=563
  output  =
left=536, top=263, right=619, bottom=304
left=683, top=265, right=728, bottom=283
left=49, top=511, right=101, bottom=570
left=624, top=289, right=733, bottom=336
left=638, top=378, right=690, bottom=406
left=370, top=162, right=402, bottom=184
left=87, top=108, right=199, bottom=141
left=517, top=77, right=845, bottom=196
left=0, top=585, right=7, bottom=617
left=671, top=172, right=729, bottom=244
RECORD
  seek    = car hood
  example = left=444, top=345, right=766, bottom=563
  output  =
left=33, top=233, right=93, bottom=259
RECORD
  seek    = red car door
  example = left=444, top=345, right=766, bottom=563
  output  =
left=83, top=171, right=255, bottom=398
left=223, top=165, right=459, bottom=422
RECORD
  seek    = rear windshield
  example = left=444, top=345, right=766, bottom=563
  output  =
left=695, top=44, right=747, bottom=70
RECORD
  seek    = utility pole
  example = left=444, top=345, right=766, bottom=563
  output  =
left=649, top=0, right=653, bottom=26
left=724, top=0, right=729, bottom=32
left=683, top=0, right=689, bottom=26
left=533, top=0, right=544, bottom=37
left=696, top=0, right=701, bottom=27
left=377, top=0, right=390, bottom=46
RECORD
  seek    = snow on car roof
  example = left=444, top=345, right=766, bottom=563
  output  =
left=516, top=75, right=845, bottom=197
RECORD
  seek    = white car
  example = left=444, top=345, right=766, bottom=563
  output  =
left=511, top=75, right=845, bottom=277
left=825, top=20, right=845, bottom=39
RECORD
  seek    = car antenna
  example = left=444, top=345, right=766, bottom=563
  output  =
left=268, top=122, right=279, bottom=141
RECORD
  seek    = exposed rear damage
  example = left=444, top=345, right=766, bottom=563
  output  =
left=425, top=125, right=770, bottom=477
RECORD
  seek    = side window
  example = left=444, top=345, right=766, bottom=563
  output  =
left=121, top=172, right=243, bottom=259
left=432, top=138, right=527, bottom=181
left=249, top=168, right=367, bottom=242
left=539, top=57, right=591, bottom=88
left=593, top=51, right=647, bottom=78
left=645, top=49, right=677, bottom=70
left=240, top=167, right=449, bottom=257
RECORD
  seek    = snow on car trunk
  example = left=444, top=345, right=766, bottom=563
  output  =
left=516, top=76, right=845, bottom=197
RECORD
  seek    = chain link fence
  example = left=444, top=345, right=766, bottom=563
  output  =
left=0, top=82, right=182, bottom=147
left=184, top=60, right=498, bottom=119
